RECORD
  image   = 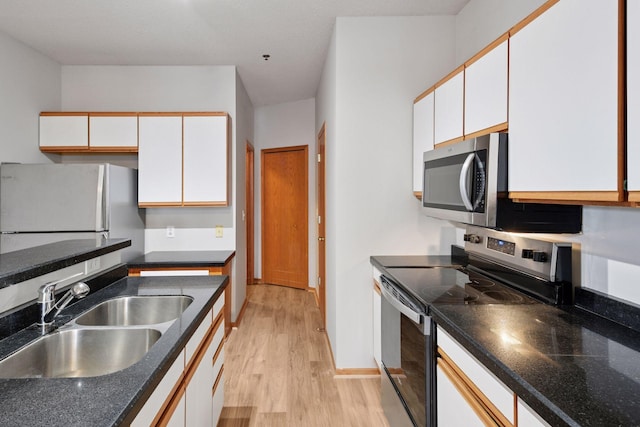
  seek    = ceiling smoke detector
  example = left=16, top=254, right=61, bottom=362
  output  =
left=262, top=54, right=270, bottom=61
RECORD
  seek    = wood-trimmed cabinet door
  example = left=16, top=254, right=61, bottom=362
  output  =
left=464, top=36, right=508, bottom=138
left=413, top=91, right=434, bottom=198
left=89, top=113, right=138, bottom=152
left=138, top=115, right=183, bottom=207
left=628, top=0, right=640, bottom=201
left=508, top=0, right=621, bottom=203
left=183, top=114, right=229, bottom=206
left=39, top=113, right=89, bottom=151
left=434, top=67, right=464, bottom=146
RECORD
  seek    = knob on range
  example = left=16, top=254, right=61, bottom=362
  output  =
left=463, top=234, right=482, bottom=244
left=522, top=249, right=547, bottom=262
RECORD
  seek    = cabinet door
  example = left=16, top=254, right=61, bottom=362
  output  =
left=183, top=114, right=229, bottom=206
left=434, top=67, right=464, bottom=145
left=437, top=362, right=486, bottom=427
left=628, top=1, right=640, bottom=200
left=372, top=283, right=381, bottom=368
left=413, top=92, right=434, bottom=196
left=185, top=331, right=216, bottom=426
left=89, top=114, right=138, bottom=151
left=39, top=114, right=89, bottom=149
left=518, top=399, right=551, bottom=427
left=464, top=37, right=508, bottom=137
left=509, top=0, right=620, bottom=201
left=138, top=115, right=183, bottom=206
left=166, top=392, right=186, bottom=427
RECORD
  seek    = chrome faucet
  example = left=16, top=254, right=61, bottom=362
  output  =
left=37, top=276, right=90, bottom=334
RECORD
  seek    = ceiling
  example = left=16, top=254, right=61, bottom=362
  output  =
left=0, top=0, right=470, bottom=107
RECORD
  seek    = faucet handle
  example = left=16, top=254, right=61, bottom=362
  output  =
left=37, top=272, right=84, bottom=302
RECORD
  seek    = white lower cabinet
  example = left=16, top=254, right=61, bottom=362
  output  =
left=437, top=362, right=486, bottom=426
left=518, top=399, right=551, bottom=427
left=131, top=291, right=225, bottom=426
left=437, top=326, right=553, bottom=427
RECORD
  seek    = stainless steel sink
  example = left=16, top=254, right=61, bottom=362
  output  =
left=74, top=295, right=193, bottom=326
left=0, top=328, right=161, bottom=378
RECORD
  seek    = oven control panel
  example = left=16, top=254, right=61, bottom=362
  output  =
left=486, top=237, right=516, bottom=256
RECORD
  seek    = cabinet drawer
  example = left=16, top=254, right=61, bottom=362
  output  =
left=437, top=326, right=514, bottom=424
left=131, top=350, right=185, bottom=426
left=186, top=308, right=213, bottom=364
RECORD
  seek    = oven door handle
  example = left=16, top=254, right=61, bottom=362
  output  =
left=380, top=286, right=423, bottom=324
left=459, top=153, right=476, bottom=211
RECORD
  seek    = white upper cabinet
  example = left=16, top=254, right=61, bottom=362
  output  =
left=628, top=1, right=640, bottom=201
left=464, top=37, right=508, bottom=137
left=39, top=114, right=89, bottom=150
left=138, top=115, right=183, bottom=206
left=183, top=114, right=228, bottom=206
left=434, top=67, right=464, bottom=145
left=89, top=114, right=138, bottom=151
left=413, top=91, right=434, bottom=196
left=508, top=0, right=620, bottom=201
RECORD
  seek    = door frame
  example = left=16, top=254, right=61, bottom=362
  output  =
left=317, top=124, right=326, bottom=327
left=260, top=145, right=309, bottom=289
left=246, top=141, right=255, bottom=286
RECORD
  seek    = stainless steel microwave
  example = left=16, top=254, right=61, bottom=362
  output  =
left=422, top=133, right=582, bottom=233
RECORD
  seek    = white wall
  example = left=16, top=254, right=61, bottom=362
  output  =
left=316, top=16, right=459, bottom=369
left=0, top=31, right=61, bottom=164
left=456, top=0, right=640, bottom=307
left=61, top=65, right=252, bottom=320
left=254, top=98, right=316, bottom=286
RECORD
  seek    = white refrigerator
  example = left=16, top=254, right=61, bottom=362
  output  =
left=0, top=163, right=145, bottom=262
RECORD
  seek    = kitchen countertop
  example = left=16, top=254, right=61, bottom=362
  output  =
left=0, top=273, right=227, bottom=426
left=0, top=238, right=131, bottom=288
left=371, top=254, right=640, bottom=426
left=128, top=250, right=235, bottom=268
left=431, top=303, right=640, bottom=426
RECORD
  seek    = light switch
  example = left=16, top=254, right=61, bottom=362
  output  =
left=215, top=225, right=223, bottom=238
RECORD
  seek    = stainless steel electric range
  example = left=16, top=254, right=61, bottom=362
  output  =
left=379, top=226, right=574, bottom=427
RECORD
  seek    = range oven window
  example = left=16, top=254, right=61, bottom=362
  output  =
left=381, top=276, right=433, bottom=426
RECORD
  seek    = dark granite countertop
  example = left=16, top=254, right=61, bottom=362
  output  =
left=431, top=303, right=640, bottom=427
left=0, top=274, right=227, bottom=426
left=370, top=253, right=465, bottom=272
left=0, top=238, right=131, bottom=288
left=128, top=250, right=235, bottom=269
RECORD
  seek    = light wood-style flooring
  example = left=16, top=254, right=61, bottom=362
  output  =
left=219, top=284, right=389, bottom=427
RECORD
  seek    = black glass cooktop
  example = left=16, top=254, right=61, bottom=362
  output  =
left=383, top=267, right=539, bottom=308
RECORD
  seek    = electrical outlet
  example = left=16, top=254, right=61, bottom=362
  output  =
left=85, top=257, right=101, bottom=275
left=215, top=225, right=223, bottom=238
left=166, top=226, right=175, bottom=238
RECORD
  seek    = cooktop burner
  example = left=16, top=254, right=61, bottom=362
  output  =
left=383, top=267, right=539, bottom=307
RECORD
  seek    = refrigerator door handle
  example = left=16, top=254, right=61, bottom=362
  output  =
left=95, top=165, right=105, bottom=232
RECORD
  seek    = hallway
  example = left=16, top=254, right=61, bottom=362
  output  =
left=219, top=284, right=389, bottom=427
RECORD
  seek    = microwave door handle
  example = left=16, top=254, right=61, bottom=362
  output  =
left=459, top=153, right=476, bottom=211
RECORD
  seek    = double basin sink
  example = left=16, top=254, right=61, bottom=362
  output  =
left=0, top=295, right=193, bottom=379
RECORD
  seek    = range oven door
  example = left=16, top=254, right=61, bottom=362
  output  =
left=380, top=275, right=435, bottom=427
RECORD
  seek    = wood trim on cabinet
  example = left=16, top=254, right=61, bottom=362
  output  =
left=88, top=112, right=139, bottom=117
left=40, top=146, right=92, bottom=153
left=465, top=33, right=510, bottom=68
left=618, top=0, right=626, bottom=202
left=212, top=365, right=224, bottom=396
left=182, top=112, right=228, bottom=117
left=413, top=191, right=422, bottom=201
left=628, top=192, right=640, bottom=202
left=137, top=202, right=183, bottom=208
left=137, top=112, right=185, bottom=117
left=155, top=384, right=186, bottom=427
left=434, top=136, right=465, bottom=148
left=40, top=111, right=88, bottom=116
left=509, top=0, right=560, bottom=36
left=182, top=201, right=229, bottom=207
left=414, top=86, right=436, bottom=104
left=439, top=349, right=512, bottom=427
left=373, top=279, right=381, bottom=296
left=509, top=191, right=621, bottom=203
left=435, top=65, right=465, bottom=89
left=465, top=123, right=508, bottom=140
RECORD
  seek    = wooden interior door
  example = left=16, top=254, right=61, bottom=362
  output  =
left=246, top=142, right=255, bottom=285
left=317, top=125, right=326, bottom=326
left=261, top=146, right=308, bottom=289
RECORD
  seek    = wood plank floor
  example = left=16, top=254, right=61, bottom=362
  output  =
left=219, top=284, right=390, bottom=427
